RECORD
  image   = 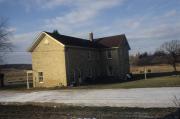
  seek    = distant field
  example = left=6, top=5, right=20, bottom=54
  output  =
left=74, top=76, right=180, bottom=89
left=131, top=64, right=180, bottom=74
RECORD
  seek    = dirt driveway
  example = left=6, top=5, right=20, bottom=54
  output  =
left=0, top=87, right=180, bottom=108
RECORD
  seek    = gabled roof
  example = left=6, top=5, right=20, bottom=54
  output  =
left=28, top=32, right=46, bottom=52
left=45, top=32, right=97, bottom=48
left=28, top=31, right=130, bottom=52
left=95, top=34, right=131, bottom=49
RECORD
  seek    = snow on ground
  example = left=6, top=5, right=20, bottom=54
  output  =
left=0, top=87, right=180, bottom=108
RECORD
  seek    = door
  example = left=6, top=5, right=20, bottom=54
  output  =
left=74, top=69, right=82, bottom=85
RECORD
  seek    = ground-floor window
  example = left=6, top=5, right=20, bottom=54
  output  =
left=107, top=66, right=113, bottom=76
left=38, top=72, right=43, bottom=83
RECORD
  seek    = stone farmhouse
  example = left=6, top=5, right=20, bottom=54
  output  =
left=28, top=31, right=130, bottom=87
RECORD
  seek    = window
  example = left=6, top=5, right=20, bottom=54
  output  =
left=107, top=66, right=113, bottom=76
left=38, top=72, right=43, bottom=82
left=107, top=50, right=112, bottom=59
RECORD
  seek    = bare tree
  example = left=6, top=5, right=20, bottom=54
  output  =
left=0, top=18, right=12, bottom=63
left=159, top=40, right=180, bottom=72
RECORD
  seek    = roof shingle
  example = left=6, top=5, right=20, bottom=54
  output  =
left=95, top=34, right=130, bottom=49
left=45, top=32, right=130, bottom=49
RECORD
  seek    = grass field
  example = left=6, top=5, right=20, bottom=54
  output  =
left=131, top=64, right=180, bottom=74
left=1, top=76, right=180, bottom=90
left=74, top=76, right=180, bottom=89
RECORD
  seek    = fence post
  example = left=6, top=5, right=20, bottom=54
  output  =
left=26, top=72, right=30, bottom=89
left=144, top=67, right=147, bottom=80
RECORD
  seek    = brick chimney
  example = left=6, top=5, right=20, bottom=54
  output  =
left=89, top=32, right=93, bottom=42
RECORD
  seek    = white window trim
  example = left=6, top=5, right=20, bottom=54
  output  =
left=38, top=72, right=44, bottom=83
left=107, top=50, right=112, bottom=59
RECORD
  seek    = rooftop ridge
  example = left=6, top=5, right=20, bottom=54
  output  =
left=44, top=31, right=130, bottom=49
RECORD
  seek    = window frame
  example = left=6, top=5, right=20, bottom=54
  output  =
left=107, top=66, right=113, bottom=76
left=38, top=72, right=44, bottom=83
left=107, top=50, right=112, bottom=59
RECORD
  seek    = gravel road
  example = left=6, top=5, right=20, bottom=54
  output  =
left=0, top=87, right=180, bottom=107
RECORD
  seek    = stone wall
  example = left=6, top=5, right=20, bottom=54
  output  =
left=31, top=35, right=67, bottom=87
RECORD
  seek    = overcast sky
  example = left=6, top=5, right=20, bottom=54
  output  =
left=0, top=0, right=180, bottom=64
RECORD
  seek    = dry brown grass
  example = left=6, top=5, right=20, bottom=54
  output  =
left=0, top=104, right=178, bottom=119
left=131, top=64, right=180, bottom=74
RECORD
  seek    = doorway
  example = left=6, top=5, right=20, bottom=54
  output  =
left=74, top=69, right=82, bottom=85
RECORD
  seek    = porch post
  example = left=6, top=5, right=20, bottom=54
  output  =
left=26, top=72, right=30, bottom=89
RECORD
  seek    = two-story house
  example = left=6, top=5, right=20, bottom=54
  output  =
left=28, top=31, right=130, bottom=87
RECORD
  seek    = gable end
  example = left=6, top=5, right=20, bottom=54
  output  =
left=28, top=32, right=65, bottom=52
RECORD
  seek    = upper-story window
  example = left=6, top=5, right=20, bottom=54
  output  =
left=107, top=50, right=112, bottom=59
left=38, top=72, right=44, bottom=83
left=88, top=51, right=91, bottom=60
